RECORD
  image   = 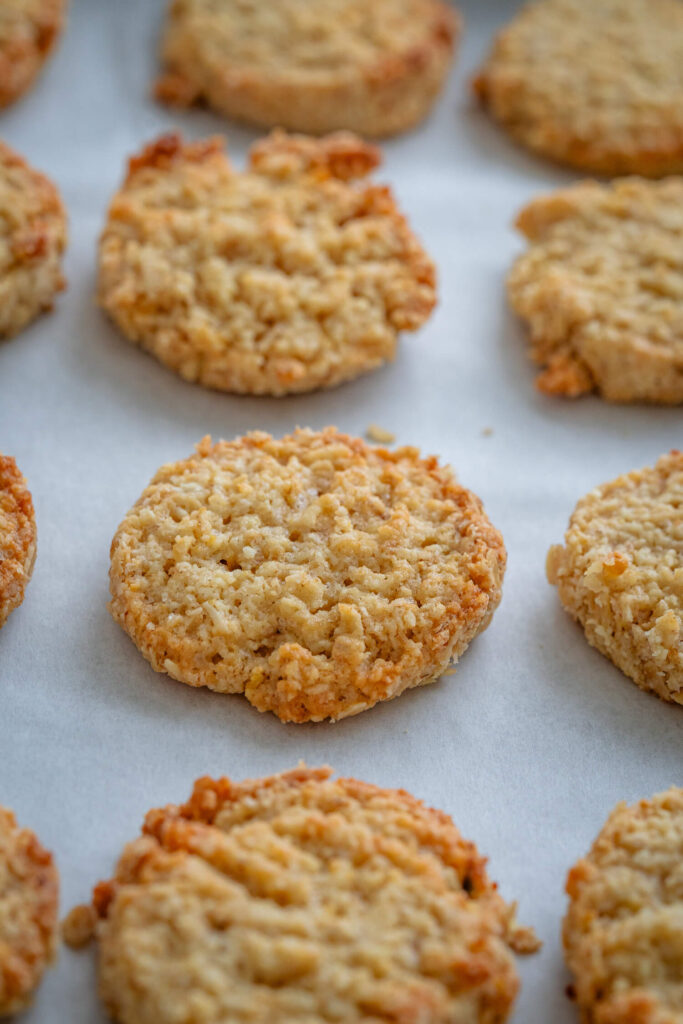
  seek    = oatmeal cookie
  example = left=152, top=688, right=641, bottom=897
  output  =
left=89, top=766, right=536, bottom=1024
left=0, top=454, right=36, bottom=629
left=109, top=428, right=506, bottom=723
left=508, top=178, right=683, bottom=404
left=473, top=0, right=683, bottom=177
left=155, top=0, right=459, bottom=137
left=0, top=0, right=66, bottom=109
left=0, top=805, right=58, bottom=1015
left=0, top=140, right=66, bottom=340
left=547, top=451, right=683, bottom=705
left=564, top=787, right=683, bottom=1024
left=98, top=131, right=435, bottom=396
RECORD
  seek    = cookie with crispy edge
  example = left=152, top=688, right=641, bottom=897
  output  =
left=155, top=0, right=459, bottom=137
left=0, top=805, right=58, bottom=1015
left=564, top=787, right=683, bottom=1024
left=0, top=454, right=36, bottom=628
left=508, top=178, right=683, bottom=404
left=109, top=428, right=506, bottom=722
left=547, top=451, right=683, bottom=705
left=98, top=130, right=436, bottom=396
left=0, top=140, right=67, bottom=339
left=0, top=0, right=66, bottom=109
left=85, top=766, right=537, bottom=1024
left=473, top=0, right=683, bottom=177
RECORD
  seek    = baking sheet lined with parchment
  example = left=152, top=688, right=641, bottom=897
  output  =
left=0, top=1, right=680, bottom=1021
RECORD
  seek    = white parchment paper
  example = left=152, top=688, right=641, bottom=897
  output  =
left=0, top=1, right=681, bottom=1020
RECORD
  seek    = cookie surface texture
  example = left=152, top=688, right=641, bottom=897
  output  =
left=98, top=131, right=436, bottom=396
left=0, top=454, right=36, bottom=628
left=474, top=0, right=683, bottom=177
left=0, top=0, right=66, bottom=109
left=155, top=0, right=459, bottom=137
left=92, top=766, right=531, bottom=1024
left=0, top=140, right=66, bottom=339
left=547, top=451, right=683, bottom=705
left=0, top=805, right=58, bottom=1015
left=564, top=787, right=683, bottom=1024
left=508, top=178, right=683, bottom=403
left=109, top=428, right=506, bottom=722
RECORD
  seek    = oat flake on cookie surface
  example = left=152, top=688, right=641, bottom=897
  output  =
left=155, top=0, right=459, bottom=137
left=508, top=178, right=683, bottom=404
left=547, top=451, right=683, bottom=705
left=88, top=766, right=538, bottom=1024
left=564, top=787, right=683, bottom=1024
left=109, top=428, right=506, bottom=723
left=98, top=131, right=436, bottom=396
left=474, top=0, right=683, bottom=177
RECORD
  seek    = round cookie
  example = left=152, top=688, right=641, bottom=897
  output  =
left=547, top=451, right=683, bottom=705
left=473, top=0, right=683, bottom=177
left=508, top=178, right=683, bottom=404
left=89, top=766, right=537, bottom=1024
left=564, top=787, right=683, bottom=1024
left=109, top=428, right=506, bottom=723
left=0, top=454, right=36, bottom=629
left=0, top=140, right=66, bottom=339
left=0, top=805, right=58, bottom=1015
left=155, top=0, right=459, bottom=137
left=98, top=131, right=436, bottom=396
left=0, top=0, right=66, bottom=109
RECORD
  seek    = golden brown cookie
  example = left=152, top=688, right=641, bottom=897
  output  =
left=508, top=178, right=683, bottom=404
left=109, top=428, right=506, bottom=723
left=0, top=805, right=58, bottom=1015
left=0, top=0, right=66, bottom=109
left=473, top=0, right=683, bottom=177
left=0, top=140, right=66, bottom=339
left=547, top=451, right=683, bottom=705
left=0, top=454, right=36, bottom=629
left=98, top=131, right=436, bottom=396
left=88, top=766, right=537, bottom=1024
left=155, top=0, right=459, bottom=137
left=564, top=787, right=683, bottom=1024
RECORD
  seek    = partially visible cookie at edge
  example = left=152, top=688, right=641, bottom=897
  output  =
left=473, top=0, right=683, bottom=177
left=508, top=177, right=683, bottom=404
left=0, top=0, right=67, bottom=109
left=547, top=451, right=683, bottom=705
left=564, top=787, right=683, bottom=1024
left=0, top=804, right=59, bottom=1015
left=109, top=428, right=506, bottom=722
left=98, top=130, right=436, bottom=396
left=0, top=454, right=36, bottom=629
left=155, top=0, right=459, bottom=137
left=86, top=766, right=538, bottom=1024
left=0, top=140, right=67, bottom=339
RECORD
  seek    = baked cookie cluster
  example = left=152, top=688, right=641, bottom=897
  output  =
left=155, top=0, right=459, bottom=137
left=98, top=131, right=436, bottom=396
left=89, top=767, right=535, bottom=1024
left=109, top=428, right=505, bottom=722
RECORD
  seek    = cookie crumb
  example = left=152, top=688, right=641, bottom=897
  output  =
left=62, top=904, right=97, bottom=949
left=509, top=921, right=542, bottom=954
left=481, top=427, right=493, bottom=437
left=365, top=424, right=396, bottom=445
